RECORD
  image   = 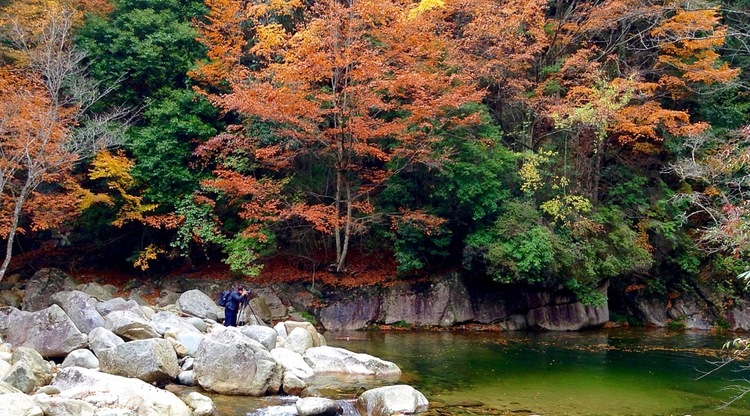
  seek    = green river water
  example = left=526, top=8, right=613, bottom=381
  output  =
left=210, top=328, right=750, bottom=416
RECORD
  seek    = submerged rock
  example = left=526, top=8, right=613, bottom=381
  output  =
left=296, top=397, right=342, bottom=416
left=303, top=346, right=401, bottom=376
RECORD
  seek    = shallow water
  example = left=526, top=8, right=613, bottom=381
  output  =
left=211, top=328, right=750, bottom=416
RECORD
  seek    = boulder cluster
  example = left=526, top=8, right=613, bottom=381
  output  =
left=0, top=269, right=428, bottom=416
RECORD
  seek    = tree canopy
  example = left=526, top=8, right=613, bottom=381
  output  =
left=0, top=0, right=748, bottom=306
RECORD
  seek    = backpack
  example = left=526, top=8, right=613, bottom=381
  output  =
left=218, top=290, right=232, bottom=307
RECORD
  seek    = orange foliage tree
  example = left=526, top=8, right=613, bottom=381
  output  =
left=192, top=0, right=482, bottom=272
left=0, top=6, right=127, bottom=281
left=454, top=1, right=739, bottom=206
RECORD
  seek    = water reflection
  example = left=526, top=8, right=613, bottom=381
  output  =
left=210, top=329, right=750, bottom=415
left=326, top=329, right=750, bottom=416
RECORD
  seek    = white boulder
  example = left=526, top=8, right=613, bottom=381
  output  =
left=0, top=393, right=43, bottom=416
left=52, top=366, right=192, bottom=416
left=355, top=385, right=428, bottom=416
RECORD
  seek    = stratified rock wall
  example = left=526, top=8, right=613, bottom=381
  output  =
left=312, top=273, right=610, bottom=331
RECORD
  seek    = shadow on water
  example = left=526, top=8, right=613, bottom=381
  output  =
left=207, top=328, right=750, bottom=416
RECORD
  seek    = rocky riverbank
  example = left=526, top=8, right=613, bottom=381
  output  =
left=3, top=266, right=749, bottom=334
left=0, top=268, right=429, bottom=416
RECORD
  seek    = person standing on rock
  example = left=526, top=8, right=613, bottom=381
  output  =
left=224, top=285, right=249, bottom=327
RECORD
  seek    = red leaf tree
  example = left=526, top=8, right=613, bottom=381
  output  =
left=192, top=0, right=482, bottom=272
left=0, top=7, right=127, bottom=281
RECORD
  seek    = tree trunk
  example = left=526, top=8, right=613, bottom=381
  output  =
left=336, top=178, right=352, bottom=272
left=335, top=168, right=343, bottom=269
left=0, top=188, right=29, bottom=281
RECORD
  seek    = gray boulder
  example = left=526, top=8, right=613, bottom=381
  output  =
left=667, top=295, right=715, bottom=330
left=2, top=347, right=53, bottom=394
left=98, top=338, right=180, bottom=384
left=5, top=305, right=88, bottom=358
left=186, top=317, right=209, bottom=333
left=52, top=366, right=191, bottom=416
left=33, top=393, right=96, bottom=416
left=239, top=325, right=277, bottom=351
left=177, top=370, right=195, bottom=386
left=76, top=282, right=118, bottom=301
left=303, top=346, right=401, bottom=376
left=355, top=385, right=428, bottom=416
left=727, top=304, right=750, bottom=331
left=175, top=290, right=222, bottom=321
left=319, top=295, right=381, bottom=331
left=61, top=349, right=99, bottom=369
left=52, top=290, right=105, bottom=334
left=88, top=327, right=125, bottom=356
left=22, top=268, right=78, bottom=312
left=151, top=311, right=202, bottom=335
left=0, top=306, right=24, bottom=339
left=166, top=337, right=189, bottom=358
left=271, top=347, right=314, bottom=379
left=96, top=298, right=146, bottom=318
left=281, top=372, right=306, bottom=396
left=184, top=391, right=219, bottom=416
left=0, top=393, right=43, bottom=416
left=244, top=297, right=273, bottom=325
left=35, top=385, right=61, bottom=395
left=174, top=331, right=204, bottom=357
left=280, top=321, right=323, bottom=347
left=247, top=285, right=287, bottom=320
left=194, top=327, right=282, bottom=395
left=296, top=397, right=341, bottom=416
left=273, top=321, right=288, bottom=338
left=155, top=289, right=182, bottom=308
left=0, top=380, right=22, bottom=393
left=104, top=310, right=160, bottom=340
left=285, top=327, right=314, bottom=354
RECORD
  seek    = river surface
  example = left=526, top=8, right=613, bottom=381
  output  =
left=209, top=328, right=750, bottom=416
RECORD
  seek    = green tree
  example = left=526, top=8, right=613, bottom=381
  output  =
left=128, top=88, right=219, bottom=209
left=75, top=0, right=208, bottom=108
left=72, top=0, right=220, bottom=268
left=380, top=104, right=518, bottom=274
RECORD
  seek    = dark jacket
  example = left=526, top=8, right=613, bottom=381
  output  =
left=225, top=290, right=246, bottom=311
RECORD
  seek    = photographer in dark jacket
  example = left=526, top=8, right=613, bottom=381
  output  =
left=224, top=285, right=249, bottom=327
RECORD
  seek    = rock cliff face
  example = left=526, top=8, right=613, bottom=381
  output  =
left=5, top=267, right=747, bottom=332
left=295, top=273, right=610, bottom=331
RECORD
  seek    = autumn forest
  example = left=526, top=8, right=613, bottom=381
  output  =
left=1, top=0, right=749, bottom=308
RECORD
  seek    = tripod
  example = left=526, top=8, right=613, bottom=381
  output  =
left=238, top=300, right=270, bottom=327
